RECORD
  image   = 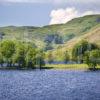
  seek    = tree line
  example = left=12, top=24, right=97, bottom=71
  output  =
left=46, top=40, right=100, bottom=70
left=0, top=39, right=99, bottom=70
left=0, top=40, right=45, bottom=69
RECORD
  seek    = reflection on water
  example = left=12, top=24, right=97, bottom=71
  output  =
left=0, top=70, right=100, bottom=100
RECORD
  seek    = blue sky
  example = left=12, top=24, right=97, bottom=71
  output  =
left=0, top=0, right=100, bottom=26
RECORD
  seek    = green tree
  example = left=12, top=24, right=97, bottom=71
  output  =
left=1, top=40, right=15, bottom=67
left=0, top=50, right=3, bottom=67
left=25, top=46, right=36, bottom=69
left=84, top=50, right=100, bottom=70
left=13, top=42, right=26, bottom=68
left=72, top=40, right=98, bottom=63
left=44, top=42, right=53, bottom=51
left=63, top=51, right=70, bottom=63
left=36, top=50, right=45, bottom=69
left=46, top=51, right=54, bottom=64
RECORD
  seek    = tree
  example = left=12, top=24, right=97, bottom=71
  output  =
left=0, top=51, right=3, bottom=67
left=44, top=42, right=53, bottom=51
left=25, top=46, right=36, bottom=69
left=54, top=34, right=63, bottom=44
left=72, top=40, right=98, bottom=63
left=0, top=40, right=45, bottom=69
left=1, top=40, right=15, bottom=67
left=46, top=51, right=54, bottom=64
left=63, top=51, right=70, bottom=63
left=36, top=50, right=45, bottom=69
left=13, top=42, right=26, bottom=68
left=84, top=50, right=100, bottom=70
left=64, top=33, right=75, bottom=42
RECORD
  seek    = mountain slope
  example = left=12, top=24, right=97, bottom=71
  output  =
left=0, top=14, right=100, bottom=50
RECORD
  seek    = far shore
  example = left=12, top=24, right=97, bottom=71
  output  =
left=0, top=64, right=100, bottom=71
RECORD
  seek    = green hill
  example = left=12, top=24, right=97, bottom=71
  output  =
left=0, top=14, right=100, bottom=50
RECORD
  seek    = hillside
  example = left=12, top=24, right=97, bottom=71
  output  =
left=0, top=14, right=100, bottom=50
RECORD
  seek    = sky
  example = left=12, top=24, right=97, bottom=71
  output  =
left=0, top=0, right=100, bottom=26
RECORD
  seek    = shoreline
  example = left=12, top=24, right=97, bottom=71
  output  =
left=0, top=64, right=100, bottom=71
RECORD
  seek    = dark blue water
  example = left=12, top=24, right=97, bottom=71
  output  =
left=0, top=70, right=100, bottom=100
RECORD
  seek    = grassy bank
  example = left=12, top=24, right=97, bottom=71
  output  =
left=0, top=64, right=100, bottom=70
left=45, top=64, right=100, bottom=70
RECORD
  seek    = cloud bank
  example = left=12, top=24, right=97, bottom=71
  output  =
left=49, top=7, right=100, bottom=24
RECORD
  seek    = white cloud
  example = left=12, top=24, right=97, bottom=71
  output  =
left=49, top=7, right=100, bottom=25
left=50, top=8, right=78, bottom=24
left=82, top=11, right=95, bottom=16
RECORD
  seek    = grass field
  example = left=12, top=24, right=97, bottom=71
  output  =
left=45, top=64, right=100, bottom=70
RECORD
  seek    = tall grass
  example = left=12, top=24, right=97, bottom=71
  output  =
left=45, top=64, right=100, bottom=70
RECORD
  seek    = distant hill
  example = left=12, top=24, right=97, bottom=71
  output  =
left=0, top=14, right=100, bottom=50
